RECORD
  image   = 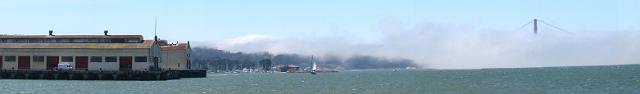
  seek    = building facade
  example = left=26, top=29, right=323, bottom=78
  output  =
left=0, top=32, right=166, bottom=71
left=158, top=40, right=191, bottom=70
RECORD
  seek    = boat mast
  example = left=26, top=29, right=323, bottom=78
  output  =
left=311, top=56, right=317, bottom=71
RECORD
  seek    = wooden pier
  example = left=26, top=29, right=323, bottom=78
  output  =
left=0, top=70, right=206, bottom=80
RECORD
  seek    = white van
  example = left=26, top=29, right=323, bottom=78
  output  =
left=57, top=63, right=73, bottom=70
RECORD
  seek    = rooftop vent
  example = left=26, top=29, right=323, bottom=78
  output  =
left=49, top=29, right=53, bottom=36
left=104, top=30, right=109, bottom=36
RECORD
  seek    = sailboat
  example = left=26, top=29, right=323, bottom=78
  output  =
left=310, top=56, right=317, bottom=75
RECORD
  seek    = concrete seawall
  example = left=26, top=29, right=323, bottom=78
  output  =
left=0, top=70, right=206, bottom=80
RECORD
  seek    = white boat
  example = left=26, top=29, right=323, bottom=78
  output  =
left=310, top=56, right=317, bottom=75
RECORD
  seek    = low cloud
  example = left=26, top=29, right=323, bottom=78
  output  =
left=197, top=21, right=640, bottom=69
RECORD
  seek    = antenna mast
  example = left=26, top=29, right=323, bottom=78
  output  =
left=154, top=16, right=158, bottom=41
left=152, top=16, right=160, bottom=71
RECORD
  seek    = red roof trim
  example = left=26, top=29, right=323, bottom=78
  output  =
left=0, top=35, right=143, bottom=39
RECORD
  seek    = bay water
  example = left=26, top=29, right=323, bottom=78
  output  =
left=0, top=65, right=639, bottom=94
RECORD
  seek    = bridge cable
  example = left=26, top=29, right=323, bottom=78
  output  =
left=515, top=20, right=534, bottom=31
left=539, top=20, right=573, bottom=34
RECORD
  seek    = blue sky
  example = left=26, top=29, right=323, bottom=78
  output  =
left=0, top=0, right=638, bottom=42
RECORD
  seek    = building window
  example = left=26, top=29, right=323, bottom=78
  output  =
left=87, top=39, right=100, bottom=43
left=5, top=39, right=16, bottom=43
left=44, top=39, right=56, bottom=43
left=111, top=39, right=125, bottom=43
left=90, top=56, right=103, bottom=62
left=29, top=39, right=44, bottom=43
left=72, top=39, right=87, bottom=43
left=105, top=56, right=117, bottom=62
left=57, top=39, right=70, bottom=43
left=135, top=56, right=147, bottom=62
left=3, top=56, right=16, bottom=62
left=127, top=39, right=141, bottom=43
left=16, top=39, right=28, bottom=43
left=61, top=56, right=73, bottom=62
left=101, top=39, right=110, bottom=42
left=33, top=56, right=45, bottom=62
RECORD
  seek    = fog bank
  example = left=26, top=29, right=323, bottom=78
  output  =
left=196, top=22, right=640, bottom=69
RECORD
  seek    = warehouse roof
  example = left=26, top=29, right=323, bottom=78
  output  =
left=0, top=35, right=143, bottom=39
left=0, top=40, right=155, bottom=49
left=161, top=43, right=189, bottom=51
